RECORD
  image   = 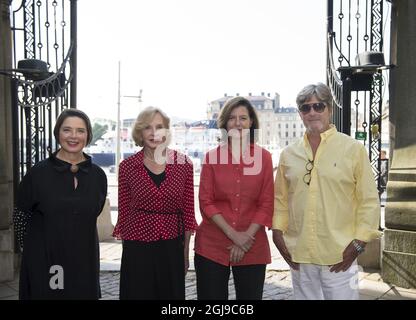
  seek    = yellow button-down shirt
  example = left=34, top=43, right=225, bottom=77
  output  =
left=272, top=125, right=381, bottom=265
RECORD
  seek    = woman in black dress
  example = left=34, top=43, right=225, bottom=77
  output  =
left=13, top=109, right=107, bottom=300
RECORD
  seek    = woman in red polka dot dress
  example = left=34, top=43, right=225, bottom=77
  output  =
left=195, top=97, right=274, bottom=300
left=113, top=107, right=197, bottom=300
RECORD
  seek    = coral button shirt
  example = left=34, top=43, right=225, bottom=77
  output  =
left=195, top=143, right=274, bottom=266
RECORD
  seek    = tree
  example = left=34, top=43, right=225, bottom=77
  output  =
left=91, top=123, right=108, bottom=145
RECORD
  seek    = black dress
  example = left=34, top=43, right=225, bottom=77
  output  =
left=13, top=151, right=107, bottom=300
left=120, top=166, right=185, bottom=300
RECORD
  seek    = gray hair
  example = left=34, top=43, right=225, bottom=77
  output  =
left=295, top=83, right=333, bottom=112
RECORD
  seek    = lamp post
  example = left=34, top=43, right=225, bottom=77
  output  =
left=115, top=61, right=143, bottom=181
left=116, top=61, right=121, bottom=181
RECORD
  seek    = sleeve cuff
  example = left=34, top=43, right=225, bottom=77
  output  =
left=201, top=204, right=221, bottom=219
left=252, top=211, right=272, bottom=228
left=355, top=229, right=382, bottom=243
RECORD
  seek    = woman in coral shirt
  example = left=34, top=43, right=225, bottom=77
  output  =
left=195, top=97, right=274, bottom=300
left=113, top=107, right=197, bottom=300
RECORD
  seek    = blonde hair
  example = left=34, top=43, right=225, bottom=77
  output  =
left=132, top=106, right=170, bottom=147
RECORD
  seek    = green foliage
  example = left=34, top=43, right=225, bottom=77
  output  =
left=91, top=123, right=108, bottom=145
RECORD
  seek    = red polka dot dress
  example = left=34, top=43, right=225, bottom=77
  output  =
left=113, top=149, right=197, bottom=241
left=113, top=149, right=197, bottom=300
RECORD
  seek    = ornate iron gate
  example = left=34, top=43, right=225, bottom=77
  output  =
left=9, top=0, right=76, bottom=196
left=327, top=0, right=390, bottom=192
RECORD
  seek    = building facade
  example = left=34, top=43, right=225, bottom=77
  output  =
left=207, top=92, right=304, bottom=149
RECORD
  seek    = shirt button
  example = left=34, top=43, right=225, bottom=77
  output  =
left=235, top=208, right=238, bottom=211
left=236, top=194, right=240, bottom=197
left=237, top=180, right=240, bottom=183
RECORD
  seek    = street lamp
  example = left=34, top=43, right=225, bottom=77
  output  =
left=115, top=61, right=143, bottom=181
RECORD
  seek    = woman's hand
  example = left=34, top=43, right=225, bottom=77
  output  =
left=228, top=230, right=255, bottom=252
left=228, top=244, right=245, bottom=263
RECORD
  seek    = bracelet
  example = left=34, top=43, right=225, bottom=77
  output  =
left=352, top=240, right=365, bottom=254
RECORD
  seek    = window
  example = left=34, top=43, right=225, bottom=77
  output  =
left=285, top=124, right=288, bottom=129
left=293, top=123, right=296, bottom=129
left=293, top=132, right=296, bottom=137
left=285, top=132, right=288, bottom=137
left=278, top=124, right=281, bottom=129
left=285, top=141, right=289, bottom=146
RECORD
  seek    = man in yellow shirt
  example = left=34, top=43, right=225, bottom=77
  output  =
left=272, top=83, right=381, bottom=300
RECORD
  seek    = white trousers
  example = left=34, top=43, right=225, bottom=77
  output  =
left=291, top=260, right=360, bottom=300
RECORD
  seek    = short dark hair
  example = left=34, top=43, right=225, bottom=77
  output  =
left=53, top=108, right=93, bottom=145
left=217, top=96, right=260, bottom=143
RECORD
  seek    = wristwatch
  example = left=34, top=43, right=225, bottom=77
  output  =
left=352, top=239, right=365, bottom=254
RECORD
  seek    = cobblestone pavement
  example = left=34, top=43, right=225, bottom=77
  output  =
left=3, top=268, right=416, bottom=300
left=100, top=270, right=293, bottom=300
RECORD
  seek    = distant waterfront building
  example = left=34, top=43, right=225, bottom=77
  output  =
left=207, top=92, right=304, bottom=149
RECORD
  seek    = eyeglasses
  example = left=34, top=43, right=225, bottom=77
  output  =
left=303, top=159, right=314, bottom=186
left=299, top=102, right=326, bottom=114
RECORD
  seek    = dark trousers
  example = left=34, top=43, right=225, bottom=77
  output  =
left=120, top=237, right=185, bottom=300
left=194, top=253, right=266, bottom=300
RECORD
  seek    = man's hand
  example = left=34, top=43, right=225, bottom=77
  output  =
left=272, top=229, right=299, bottom=270
left=330, top=239, right=366, bottom=273
left=228, top=244, right=245, bottom=263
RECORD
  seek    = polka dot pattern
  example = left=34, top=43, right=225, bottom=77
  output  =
left=113, top=149, right=197, bottom=241
left=13, top=208, right=33, bottom=251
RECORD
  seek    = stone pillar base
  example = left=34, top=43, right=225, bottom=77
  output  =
left=97, top=198, right=114, bottom=242
left=0, top=229, right=14, bottom=282
left=382, top=251, right=416, bottom=289
left=381, top=228, right=416, bottom=289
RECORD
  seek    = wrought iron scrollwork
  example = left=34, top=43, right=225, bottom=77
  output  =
left=16, top=42, right=73, bottom=108
left=10, top=0, right=75, bottom=181
left=327, top=0, right=389, bottom=193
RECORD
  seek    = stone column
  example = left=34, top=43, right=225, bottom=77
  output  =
left=382, top=0, right=416, bottom=289
left=0, top=0, right=16, bottom=282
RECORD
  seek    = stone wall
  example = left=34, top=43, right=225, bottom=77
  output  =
left=382, top=0, right=416, bottom=289
left=0, top=0, right=16, bottom=282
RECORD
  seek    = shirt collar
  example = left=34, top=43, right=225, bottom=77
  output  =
left=303, top=124, right=337, bottom=147
left=50, top=150, right=92, bottom=173
left=320, top=124, right=337, bottom=141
